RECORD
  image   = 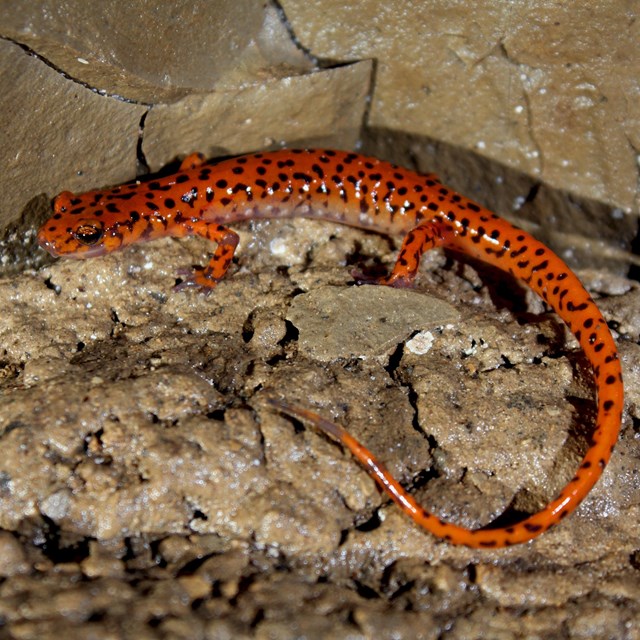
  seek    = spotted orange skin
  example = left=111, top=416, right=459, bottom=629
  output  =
left=38, top=149, right=623, bottom=547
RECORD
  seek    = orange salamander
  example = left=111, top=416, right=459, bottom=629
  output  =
left=37, top=148, right=623, bottom=547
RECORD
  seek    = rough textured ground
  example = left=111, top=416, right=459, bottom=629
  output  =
left=0, top=216, right=638, bottom=639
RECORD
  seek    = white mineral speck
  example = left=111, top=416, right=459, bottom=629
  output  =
left=406, top=331, right=435, bottom=355
left=270, top=238, right=288, bottom=256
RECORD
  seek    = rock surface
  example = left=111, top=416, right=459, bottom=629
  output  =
left=1, top=214, right=638, bottom=638
left=283, top=0, right=640, bottom=214
left=0, top=1, right=638, bottom=638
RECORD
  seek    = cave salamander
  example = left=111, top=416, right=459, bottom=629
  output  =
left=37, top=148, right=623, bottom=548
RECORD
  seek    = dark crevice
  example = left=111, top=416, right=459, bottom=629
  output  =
left=136, top=110, right=151, bottom=174
left=265, top=353, right=288, bottom=367
left=278, top=409, right=306, bottom=435
left=628, top=221, right=640, bottom=282
left=479, top=503, right=536, bottom=531
left=2, top=420, right=25, bottom=436
left=35, top=515, right=92, bottom=564
left=337, top=528, right=350, bottom=546
left=87, top=611, right=107, bottom=623
left=82, top=427, right=105, bottom=455
left=384, top=337, right=440, bottom=492
left=244, top=360, right=256, bottom=380
left=288, top=286, right=305, bottom=298
left=43, top=277, right=61, bottom=294
left=176, top=553, right=217, bottom=576
left=148, top=539, right=168, bottom=568
left=206, top=408, right=226, bottom=421
left=269, top=1, right=320, bottom=65
left=229, top=574, right=259, bottom=608
left=384, top=341, right=405, bottom=377
left=250, top=608, right=265, bottom=628
left=353, top=580, right=381, bottom=600
left=385, top=340, right=423, bottom=438
left=499, top=355, right=515, bottom=369
left=121, top=538, right=139, bottom=562
left=344, top=241, right=393, bottom=281
left=384, top=575, right=416, bottom=601
left=523, top=182, right=541, bottom=204
left=190, top=597, right=207, bottom=611
left=407, top=466, right=439, bottom=492
left=277, top=320, right=299, bottom=348
left=242, top=310, right=256, bottom=343
left=354, top=510, right=382, bottom=532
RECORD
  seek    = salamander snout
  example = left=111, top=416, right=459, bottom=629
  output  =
left=37, top=191, right=109, bottom=258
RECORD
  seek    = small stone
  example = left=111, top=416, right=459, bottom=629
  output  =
left=0, top=532, right=30, bottom=576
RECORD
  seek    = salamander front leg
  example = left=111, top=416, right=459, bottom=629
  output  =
left=173, top=219, right=240, bottom=292
left=179, top=153, right=206, bottom=170
left=353, top=221, right=445, bottom=288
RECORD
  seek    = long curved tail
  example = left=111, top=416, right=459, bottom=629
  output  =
left=268, top=206, right=623, bottom=548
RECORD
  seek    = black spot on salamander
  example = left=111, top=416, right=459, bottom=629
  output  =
left=293, top=172, right=313, bottom=184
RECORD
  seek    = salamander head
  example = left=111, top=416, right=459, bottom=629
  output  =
left=38, top=190, right=125, bottom=259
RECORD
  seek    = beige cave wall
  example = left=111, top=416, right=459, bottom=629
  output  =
left=0, top=0, right=638, bottom=272
left=283, top=1, right=639, bottom=215
left=282, top=1, right=639, bottom=268
left=0, top=0, right=371, bottom=269
left=0, top=4, right=638, bottom=637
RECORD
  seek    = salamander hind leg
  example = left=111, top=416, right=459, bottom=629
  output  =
left=353, top=222, right=444, bottom=288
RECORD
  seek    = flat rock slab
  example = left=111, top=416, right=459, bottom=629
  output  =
left=142, top=61, right=373, bottom=170
left=287, top=285, right=459, bottom=360
left=0, top=38, right=145, bottom=232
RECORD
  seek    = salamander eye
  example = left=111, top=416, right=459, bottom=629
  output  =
left=73, top=223, right=104, bottom=245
